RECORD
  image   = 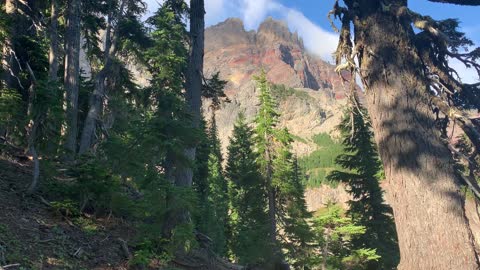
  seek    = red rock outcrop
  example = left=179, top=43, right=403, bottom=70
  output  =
left=203, top=17, right=348, bottom=157
left=204, top=17, right=346, bottom=97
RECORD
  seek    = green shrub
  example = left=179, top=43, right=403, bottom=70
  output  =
left=67, top=157, right=121, bottom=213
left=50, top=200, right=81, bottom=218
left=0, top=88, right=25, bottom=143
left=130, top=239, right=173, bottom=267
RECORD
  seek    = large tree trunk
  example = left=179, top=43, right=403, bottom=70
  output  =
left=1, top=0, right=16, bottom=89
left=48, top=0, right=59, bottom=82
left=162, top=0, right=205, bottom=238
left=63, top=0, right=81, bottom=160
left=182, top=0, right=204, bottom=171
left=46, top=0, right=61, bottom=154
left=1, top=0, right=18, bottom=140
left=265, top=141, right=282, bottom=264
left=78, top=0, right=124, bottom=155
left=349, top=1, right=480, bottom=269
left=25, top=63, right=40, bottom=194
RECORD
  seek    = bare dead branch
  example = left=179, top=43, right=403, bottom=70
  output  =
left=0, top=264, right=21, bottom=270
left=431, top=97, right=480, bottom=152
left=428, top=0, right=480, bottom=6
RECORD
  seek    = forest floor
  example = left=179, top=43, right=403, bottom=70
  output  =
left=0, top=152, right=134, bottom=270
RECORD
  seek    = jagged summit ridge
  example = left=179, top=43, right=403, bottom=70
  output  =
left=257, top=17, right=303, bottom=48
left=203, top=17, right=347, bottom=157
left=205, top=17, right=304, bottom=52
left=205, top=17, right=343, bottom=92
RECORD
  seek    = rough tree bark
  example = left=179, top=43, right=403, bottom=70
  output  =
left=1, top=0, right=16, bottom=89
left=180, top=0, right=204, bottom=185
left=25, top=63, right=40, bottom=194
left=0, top=0, right=17, bottom=140
left=46, top=0, right=61, bottom=153
left=63, top=0, right=81, bottom=160
left=342, top=0, right=480, bottom=269
left=78, top=0, right=124, bottom=156
left=48, top=0, right=59, bottom=82
left=162, top=0, right=205, bottom=238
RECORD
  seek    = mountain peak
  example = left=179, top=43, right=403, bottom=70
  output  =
left=205, top=17, right=343, bottom=92
left=257, top=17, right=300, bottom=46
left=215, top=17, right=245, bottom=31
left=206, top=17, right=303, bottom=52
left=258, top=16, right=288, bottom=29
left=203, top=17, right=347, bottom=158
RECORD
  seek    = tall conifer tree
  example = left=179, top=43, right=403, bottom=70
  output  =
left=226, top=113, right=270, bottom=264
left=331, top=2, right=480, bottom=267
left=253, top=71, right=312, bottom=268
left=205, top=114, right=229, bottom=255
left=253, top=70, right=282, bottom=263
left=327, top=103, right=399, bottom=270
left=63, top=0, right=81, bottom=160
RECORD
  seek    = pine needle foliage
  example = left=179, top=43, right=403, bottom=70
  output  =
left=202, top=114, right=229, bottom=255
left=327, top=105, right=399, bottom=270
left=253, top=71, right=313, bottom=267
left=226, top=113, right=271, bottom=264
left=312, top=203, right=381, bottom=270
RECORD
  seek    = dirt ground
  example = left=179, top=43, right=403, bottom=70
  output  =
left=0, top=155, right=135, bottom=270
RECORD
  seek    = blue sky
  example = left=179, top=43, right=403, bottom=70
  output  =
left=276, top=1, right=479, bottom=40
left=145, top=0, right=479, bottom=82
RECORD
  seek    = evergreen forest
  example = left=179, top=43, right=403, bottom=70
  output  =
left=0, top=0, right=479, bottom=269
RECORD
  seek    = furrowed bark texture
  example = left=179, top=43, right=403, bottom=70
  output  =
left=46, top=0, right=60, bottom=153
left=347, top=1, right=480, bottom=269
left=181, top=0, right=205, bottom=181
left=63, top=0, right=81, bottom=159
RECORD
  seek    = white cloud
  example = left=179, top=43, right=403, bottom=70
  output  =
left=285, top=9, right=338, bottom=61
left=241, top=0, right=271, bottom=29
left=212, top=0, right=338, bottom=61
left=144, top=0, right=339, bottom=61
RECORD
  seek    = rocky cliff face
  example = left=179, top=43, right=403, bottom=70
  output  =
left=205, top=17, right=346, bottom=98
left=204, top=17, right=347, bottom=156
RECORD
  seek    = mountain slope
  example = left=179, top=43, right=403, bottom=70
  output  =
left=203, top=17, right=348, bottom=156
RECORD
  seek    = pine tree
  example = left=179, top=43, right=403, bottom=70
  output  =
left=63, top=0, right=81, bottom=160
left=327, top=104, right=399, bottom=269
left=226, top=113, right=270, bottom=264
left=79, top=0, right=149, bottom=155
left=193, top=117, right=211, bottom=233
left=279, top=154, right=313, bottom=269
left=253, top=70, right=282, bottom=263
left=312, top=203, right=381, bottom=270
left=253, top=71, right=312, bottom=268
left=194, top=71, right=229, bottom=254
left=162, top=0, right=205, bottom=241
left=204, top=114, right=229, bottom=255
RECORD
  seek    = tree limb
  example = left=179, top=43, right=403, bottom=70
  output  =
left=428, top=0, right=480, bottom=6
left=431, top=97, right=480, bottom=152
left=0, top=264, right=21, bottom=270
left=447, top=144, right=480, bottom=200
